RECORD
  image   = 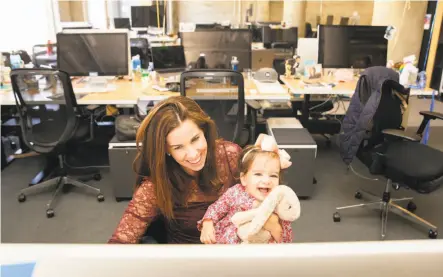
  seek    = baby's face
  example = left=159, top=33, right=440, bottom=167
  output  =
left=241, top=155, right=280, bottom=201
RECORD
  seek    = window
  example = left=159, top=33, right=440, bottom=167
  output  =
left=0, top=0, right=57, bottom=54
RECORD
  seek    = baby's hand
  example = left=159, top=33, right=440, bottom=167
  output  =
left=200, top=220, right=216, bottom=244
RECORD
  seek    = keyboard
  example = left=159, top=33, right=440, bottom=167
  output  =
left=73, top=84, right=116, bottom=94
left=196, top=88, right=238, bottom=93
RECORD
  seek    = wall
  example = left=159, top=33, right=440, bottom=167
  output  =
left=176, top=0, right=284, bottom=25
left=305, top=0, right=374, bottom=26
left=372, top=0, right=428, bottom=62
left=177, top=0, right=238, bottom=24
left=58, top=0, right=86, bottom=22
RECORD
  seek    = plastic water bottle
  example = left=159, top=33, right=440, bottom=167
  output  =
left=418, top=71, right=426, bottom=89
left=10, top=52, right=23, bottom=69
left=231, top=56, right=239, bottom=85
left=196, top=53, right=207, bottom=69
left=132, top=55, right=141, bottom=80
left=231, top=56, right=239, bottom=71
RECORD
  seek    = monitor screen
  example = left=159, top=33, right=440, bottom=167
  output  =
left=180, top=30, right=252, bottom=71
left=262, top=27, right=298, bottom=48
left=131, top=5, right=164, bottom=28
left=318, top=25, right=388, bottom=68
left=151, top=45, right=186, bottom=70
left=57, top=31, right=129, bottom=76
left=114, top=18, right=131, bottom=29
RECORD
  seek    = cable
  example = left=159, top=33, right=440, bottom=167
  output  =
left=348, top=164, right=379, bottom=181
left=309, top=96, right=333, bottom=111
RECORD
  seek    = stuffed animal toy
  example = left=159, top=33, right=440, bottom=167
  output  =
left=231, top=185, right=301, bottom=243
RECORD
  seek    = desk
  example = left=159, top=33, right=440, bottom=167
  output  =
left=1, top=75, right=291, bottom=106
left=280, top=76, right=436, bottom=96
left=139, top=77, right=291, bottom=101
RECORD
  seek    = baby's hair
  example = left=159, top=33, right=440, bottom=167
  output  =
left=237, top=145, right=282, bottom=182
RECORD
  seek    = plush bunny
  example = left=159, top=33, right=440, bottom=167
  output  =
left=231, top=185, right=301, bottom=243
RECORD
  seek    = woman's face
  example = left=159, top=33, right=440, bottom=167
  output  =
left=166, top=119, right=208, bottom=176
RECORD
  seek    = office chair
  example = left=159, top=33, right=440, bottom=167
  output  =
left=305, top=23, right=314, bottom=38
left=326, top=15, right=334, bottom=25
left=334, top=70, right=443, bottom=239
left=32, top=44, right=57, bottom=68
left=10, top=68, right=104, bottom=218
left=180, top=69, right=256, bottom=147
left=130, top=38, right=150, bottom=69
left=340, top=17, right=349, bottom=25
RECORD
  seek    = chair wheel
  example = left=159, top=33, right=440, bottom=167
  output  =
left=46, top=209, right=55, bottom=218
left=333, top=212, right=341, bottom=222
left=18, top=193, right=26, bottom=203
left=429, top=230, right=438, bottom=239
left=406, top=201, right=417, bottom=213
left=392, top=183, right=400, bottom=190
left=97, top=194, right=105, bottom=202
left=354, top=191, right=362, bottom=199
left=94, top=174, right=102, bottom=181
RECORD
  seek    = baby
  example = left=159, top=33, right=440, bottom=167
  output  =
left=198, top=143, right=293, bottom=244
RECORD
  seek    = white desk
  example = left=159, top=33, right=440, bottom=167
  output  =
left=280, top=76, right=437, bottom=96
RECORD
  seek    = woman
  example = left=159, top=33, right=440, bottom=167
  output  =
left=108, top=96, right=285, bottom=244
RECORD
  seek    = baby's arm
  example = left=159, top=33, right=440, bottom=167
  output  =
left=197, top=186, right=237, bottom=230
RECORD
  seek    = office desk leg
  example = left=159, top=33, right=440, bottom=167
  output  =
left=302, top=94, right=311, bottom=121
left=29, top=156, right=57, bottom=187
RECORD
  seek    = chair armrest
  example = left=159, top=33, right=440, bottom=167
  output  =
left=382, top=129, right=421, bottom=142
left=419, top=111, right=443, bottom=120
left=416, top=111, right=443, bottom=136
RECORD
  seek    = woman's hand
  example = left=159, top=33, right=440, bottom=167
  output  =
left=200, top=220, right=216, bottom=244
left=263, top=213, right=283, bottom=242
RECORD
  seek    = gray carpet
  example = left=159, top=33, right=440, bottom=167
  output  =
left=2, top=131, right=443, bottom=244
left=2, top=98, right=443, bottom=243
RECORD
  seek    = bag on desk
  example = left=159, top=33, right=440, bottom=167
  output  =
left=115, top=115, right=141, bottom=141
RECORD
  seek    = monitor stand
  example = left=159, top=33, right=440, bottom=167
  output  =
left=76, top=76, right=110, bottom=92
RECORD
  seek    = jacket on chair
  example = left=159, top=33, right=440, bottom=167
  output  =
left=339, top=66, right=400, bottom=165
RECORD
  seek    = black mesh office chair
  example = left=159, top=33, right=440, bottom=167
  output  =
left=10, top=68, right=104, bottom=218
left=334, top=75, right=443, bottom=239
left=180, top=69, right=256, bottom=147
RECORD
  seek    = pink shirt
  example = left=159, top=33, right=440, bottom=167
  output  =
left=197, top=184, right=293, bottom=244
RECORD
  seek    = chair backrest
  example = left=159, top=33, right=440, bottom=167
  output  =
left=368, top=80, right=409, bottom=146
left=180, top=69, right=246, bottom=146
left=10, top=68, right=80, bottom=153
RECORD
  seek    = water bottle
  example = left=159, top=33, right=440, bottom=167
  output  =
left=231, top=56, right=239, bottom=71
left=196, top=53, right=207, bottom=69
left=132, top=55, right=141, bottom=80
left=231, top=56, right=239, bottom=85
left=418, top=71, right=426, bottom=89
left=10, top=52, right=23, bottom=69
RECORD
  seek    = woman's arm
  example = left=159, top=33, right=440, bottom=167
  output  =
left=108, top=180, right=158, bottom=244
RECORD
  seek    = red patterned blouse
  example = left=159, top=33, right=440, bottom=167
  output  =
left=108, top=140, right=242, bottom=244
left=197, top=183, right=293, bottom=244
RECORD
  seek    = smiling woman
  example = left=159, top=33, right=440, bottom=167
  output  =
left=108, top=96, right=244, bottom=244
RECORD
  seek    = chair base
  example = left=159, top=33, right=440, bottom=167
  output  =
left=18, top=175, right=104, bottom=218
left=333, top=180, right=438, bottom=240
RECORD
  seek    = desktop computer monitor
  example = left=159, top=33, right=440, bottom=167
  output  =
left=262, top=27, right=298, bottom=48
left=180, top=29, right=252, bottom=71
left=114, top=18, right=131, bottom=29
left=131, top=5, right=165, bottom=28
left=2, top=241, right=442, bottom=276
left=151, top=45, right=187, bottom=72
left=56, top=30, right=130, bottom=77
left=318, top=25, right=388, bottom=68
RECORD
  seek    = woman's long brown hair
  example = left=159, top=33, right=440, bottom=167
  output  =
left=133, top=96, right=222, bottom=220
